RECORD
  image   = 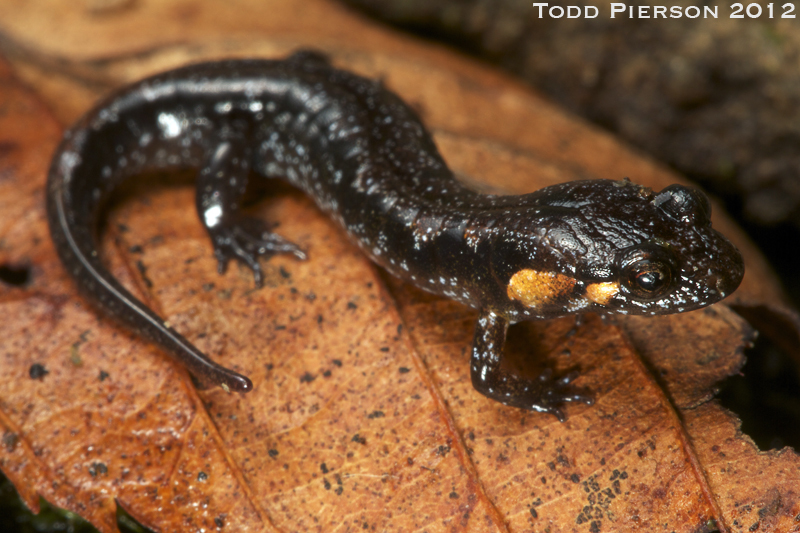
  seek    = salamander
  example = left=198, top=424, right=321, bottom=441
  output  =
left=47, top=51, right=744, bottom=420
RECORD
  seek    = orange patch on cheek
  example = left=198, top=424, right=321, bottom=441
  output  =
left=585, top=281, right=620, bottom=306
left=507, top=269, right=577, bottom=309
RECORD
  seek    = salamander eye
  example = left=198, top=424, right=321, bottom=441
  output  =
left=653, top=184, right=710, bottom=224
left=619, top=243, right=676, bottom=300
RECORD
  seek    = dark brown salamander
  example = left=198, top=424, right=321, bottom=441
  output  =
left=47, top=51, right=744, bottom=420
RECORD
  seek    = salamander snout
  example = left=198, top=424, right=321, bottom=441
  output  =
left=710, top=235, right=745, bottom=298
left=650, top=183, right=744, bottom=302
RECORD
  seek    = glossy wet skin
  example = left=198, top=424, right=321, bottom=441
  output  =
left=47, top=51, right=744, bottom=420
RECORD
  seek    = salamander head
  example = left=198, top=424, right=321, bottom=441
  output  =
left=494, top=179, right=744, bottom=319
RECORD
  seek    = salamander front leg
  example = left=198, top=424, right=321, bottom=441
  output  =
left=470, top=309, right=593, bottom=421
left=197, top=140, right=307, bottom=287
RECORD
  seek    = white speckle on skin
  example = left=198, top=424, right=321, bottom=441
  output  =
left=204, top=205, right=223, bottom=228
left=157, top=112, right=183, bottom=138
left=214, top=101, right=233, bottom=114
left=60, top=151, right=81, bottom=174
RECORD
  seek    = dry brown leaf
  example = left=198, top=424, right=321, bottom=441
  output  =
left=0, top=1, right=798, bottom=532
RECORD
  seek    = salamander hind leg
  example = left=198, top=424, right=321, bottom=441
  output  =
left=470, top=309, right=594, bottom=422
left=197, top=140, right=307, bottom=287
